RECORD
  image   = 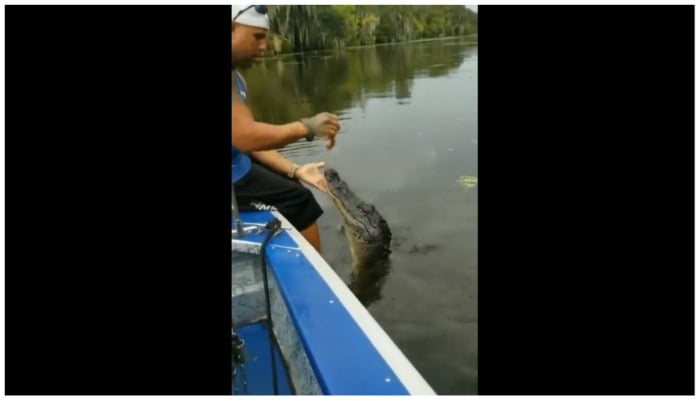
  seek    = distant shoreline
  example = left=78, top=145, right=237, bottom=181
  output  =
left=261, top=34, right=478, bottom=59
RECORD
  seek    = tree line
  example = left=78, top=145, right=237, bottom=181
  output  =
left=265, top=5, right=478, bottom=54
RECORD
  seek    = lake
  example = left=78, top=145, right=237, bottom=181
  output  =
left=241, top=35, right=478, bottom=395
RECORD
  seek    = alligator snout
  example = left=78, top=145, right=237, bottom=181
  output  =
left=324, top=168, right=340, bottom=182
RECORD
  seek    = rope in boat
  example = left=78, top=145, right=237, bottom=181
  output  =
left=260, top=217, right=282, bottom=395
left=231, top=217, right=282, bottom=395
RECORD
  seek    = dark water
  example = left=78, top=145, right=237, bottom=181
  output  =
left=241, top=36, right=478, bottom=395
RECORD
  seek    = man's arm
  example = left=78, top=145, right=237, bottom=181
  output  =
left=232, top=98, right=308, bottom=152
left=251, top=150, right=329, bottom=193
left=249, top=150, right=297, bottom=177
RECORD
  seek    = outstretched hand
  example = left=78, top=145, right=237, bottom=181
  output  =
left=295, top=162, right=329, bottom=193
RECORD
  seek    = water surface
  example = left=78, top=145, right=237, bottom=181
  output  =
left=241, top=36, right=478, bottom=394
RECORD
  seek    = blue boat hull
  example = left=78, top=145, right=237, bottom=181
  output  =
left=232, top=210, right=435, bottom=395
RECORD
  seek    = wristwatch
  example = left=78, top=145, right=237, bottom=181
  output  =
left=305, top=129, right=315, bottom=142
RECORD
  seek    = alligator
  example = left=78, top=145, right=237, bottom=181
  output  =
left=324, top=168, right=392, bottom=306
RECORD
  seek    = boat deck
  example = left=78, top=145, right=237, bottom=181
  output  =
left=232, top=210, right=435, bottom=395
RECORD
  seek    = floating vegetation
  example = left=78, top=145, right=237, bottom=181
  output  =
left=458, top=176, right=478, bottom=191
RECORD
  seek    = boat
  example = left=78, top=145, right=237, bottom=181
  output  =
left=232, top=193, right=436, bottom=395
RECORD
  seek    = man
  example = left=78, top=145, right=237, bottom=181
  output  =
left=232, top=5, right=340, bottom=252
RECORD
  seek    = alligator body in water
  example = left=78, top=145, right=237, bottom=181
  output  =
left=324, top=168, right=392, bottom=306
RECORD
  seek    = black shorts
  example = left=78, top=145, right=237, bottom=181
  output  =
left=233, top=161, right=323, bottom=231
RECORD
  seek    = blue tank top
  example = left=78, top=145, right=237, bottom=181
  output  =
left=232, top=70, right=252, bottom=183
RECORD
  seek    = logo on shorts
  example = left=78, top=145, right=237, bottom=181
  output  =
left=250, top=201, right=276, bottom=211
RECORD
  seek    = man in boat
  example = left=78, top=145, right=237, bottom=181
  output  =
left=232, top=5, right=340, bottom=252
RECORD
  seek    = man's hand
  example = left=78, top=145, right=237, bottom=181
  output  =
left=295, top=162, right=329, bottom=193
left=325, top=133, right=336, bottom=150
left=301, top=112, right=340, bottom=149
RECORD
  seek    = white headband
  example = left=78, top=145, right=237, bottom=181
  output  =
left=231, top=5, right=270, bottom=30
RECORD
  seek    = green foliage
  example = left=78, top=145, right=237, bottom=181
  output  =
left=266, top=5, right=477, bottom=54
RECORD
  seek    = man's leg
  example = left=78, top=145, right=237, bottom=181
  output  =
left=236, top=162, right=325, bottom=251
left=300, top=221, right=321, bottom=252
